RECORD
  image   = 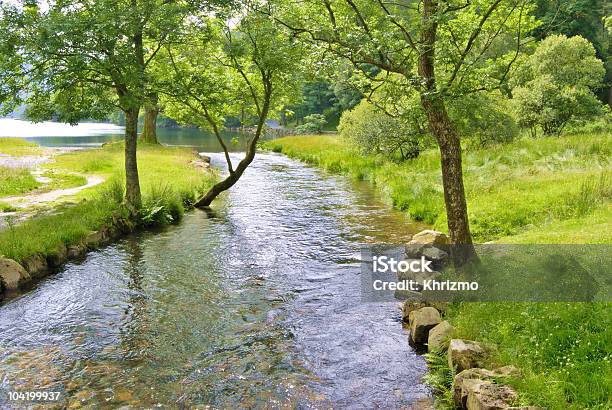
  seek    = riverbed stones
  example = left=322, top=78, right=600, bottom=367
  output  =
left=453, top=366, right=521, bottom=407
left=461, top=379, right=518, bottom=410
left=448, top=339, right=488, bottom=372
left=409, top=306, right=441, bottom=344
left=21, top=253, right=49, bottom=278
left=84, top=230, right=107, bottom=249
left=421, top=246, right=449, bottom=268
left=0, top=258, right=30, bottom=290
left=428, top=320, right=454, bottom=352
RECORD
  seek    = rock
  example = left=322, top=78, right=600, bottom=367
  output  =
left=448, top=339, right=488, bottom=372
left=85, top=230, right=107, bottom=249
left=453, top=366, right=521, bottom=406
left=428, top=320, right=454, bottom=352
left=409, top=306, right=441, bottom=344
left=402, top=300, right=448, bottom=322
left=0, top=257, right=30, bottom=290
left=46, top=243, right=68, bottom=268
left=198, top=153, right=211, bottom=163
left=405, top=243, right=428, bottom=259
left=67, top=243, right=87, bottom=259
left=463, top=379, right=518, bottom=410
left=421, top=246, right=449, bottom=268
left=409, top=230, right=449, bottom=247
left=21, top=253, right=49, bottom=278
left=402, top=300, right=428, bottom=322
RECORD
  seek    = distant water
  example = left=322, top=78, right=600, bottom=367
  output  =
left=0, top=118, right=246, bottom=151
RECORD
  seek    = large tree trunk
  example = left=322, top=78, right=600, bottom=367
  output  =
left=124, top=107, right=142, bottom=211
left=140, top=106, right=159, bottom=144
left=418, top=0, right=477, bottom=266
left=140, top=93, right=160, bottom=144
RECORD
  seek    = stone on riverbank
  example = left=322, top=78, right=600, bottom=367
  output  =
left=453, top=366, right=521, bottom=407
left=462, top=379, right=518, bottom=410
left=409, top=230, right=449, bottom=246
left=448, top=339, right=488, bottom=372
left=0, top=258, right=30, bottom=290
left=428, top=320, right=454, bottom=352
left=401, top=299, right=448, bottom=322
left=46, top=243, right=68, bottom=268
left=67, top=243, right=87, bottom=259
left=21, top=253, right=49, bottom=278
left=409, top=306, right=441, bottom=344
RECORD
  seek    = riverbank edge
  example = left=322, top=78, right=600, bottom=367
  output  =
left=0, top=145, right=217, bottom=298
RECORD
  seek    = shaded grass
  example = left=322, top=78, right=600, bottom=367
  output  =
left=0, top=140, right=217, bottom=262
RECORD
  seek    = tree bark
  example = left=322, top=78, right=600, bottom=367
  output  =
left=195, top=88, right=272, bottom=208
left=418, top=0, right=477, bottom=266
left=140, top=93, right=160, bottom=144
left=124, top=106, right=142, bottom=211
left=140, top=106, right=159, bottom=144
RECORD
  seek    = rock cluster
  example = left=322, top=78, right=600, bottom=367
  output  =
left=402, top=230, right=529, bottom=410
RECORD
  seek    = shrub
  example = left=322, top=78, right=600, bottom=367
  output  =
left=339, top=100, right=427, bottom=161
left=512, top=35, right=606, bottom=136
left=295, top=113, right=327, bottom=134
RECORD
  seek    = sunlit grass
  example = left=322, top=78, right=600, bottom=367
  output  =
left=0, top=140, right=217, bottom=262
left=0, top=166, right=40, bottom=196
left=263, top=132, right=612, bottom=242
left=264, top=132, right=612, bottom=408
left=0, top=137, right=40, bottom=156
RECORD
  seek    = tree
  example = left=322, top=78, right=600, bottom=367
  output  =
left=140, top=93, right=160, bottom=144
left=0, top=4, right=26, bottom=115
left=266, top=0, right=537, bottom=265
left=15, top=0, right=200, bottom=211
left=161, top=11, right=302, bottom=207
left=296, top=113, right=327, bottom=133
left=512, top=35, right=605, bottom=135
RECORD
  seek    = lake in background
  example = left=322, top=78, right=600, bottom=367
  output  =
left=0, top=118, right=245, bottom=151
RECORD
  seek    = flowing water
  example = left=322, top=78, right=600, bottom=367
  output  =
left=0, top=147, right=432, bottom=408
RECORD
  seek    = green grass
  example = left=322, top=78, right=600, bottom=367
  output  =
left=0, top=137, right=40, bottom=156
left=0, top=166, right=40, bottom=196
left=0, top=140, right=217, bottom=262
left=263, top=133, right=612, bottom=243
left=264, top=132, right=612, bottom=408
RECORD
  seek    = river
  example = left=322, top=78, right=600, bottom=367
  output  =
left=0, top=123, right=432, bottom=408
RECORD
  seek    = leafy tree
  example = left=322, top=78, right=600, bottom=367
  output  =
left=161, top=12, right=302, bottom=207
left=0, top=4, right=26, bottom=115
left=512, top=35, right=605, bottom=135
left=296, top=113, right=327, bottom=134
left=339, top=100, right=426, bottom=161
left=266, top=0, right=538, bottom=264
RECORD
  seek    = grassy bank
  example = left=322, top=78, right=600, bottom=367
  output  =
left=0, top=139, right=216, bottom=263
left=263, top=133, right=612, bottom=409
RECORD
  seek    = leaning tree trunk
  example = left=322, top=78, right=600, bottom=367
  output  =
left=140, top=106, right=159, bottom=144
left=195, top=88, right=272, bottom=208
left=124, top=106, right=142, bottom=211
left=419, top=0, right=477, bottom=266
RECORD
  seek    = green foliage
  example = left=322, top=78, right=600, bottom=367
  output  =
left=263, top=132, right=612, bottom=242
left=0, top=166, right=39, bottom=196
left=140, top=184, right=184, bottom=226
left=512, top=35, right=606, bottom=135
left=446, top=302, right=612, bottom=409
left=296, top=113, right=327, bottom=134
left=338, top=100, right=425, bottom=160
left=423, top=350, right=456, bottom=409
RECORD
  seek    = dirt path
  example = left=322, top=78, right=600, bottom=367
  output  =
left=1, top=174, right=105, bottom=209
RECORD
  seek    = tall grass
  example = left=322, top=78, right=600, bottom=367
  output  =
left=263, top=132, right=612, bottom=242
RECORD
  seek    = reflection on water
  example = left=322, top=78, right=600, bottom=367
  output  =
left=0, top=153, right=430, bottom=408
left=0, top=118, right=247, bottom=151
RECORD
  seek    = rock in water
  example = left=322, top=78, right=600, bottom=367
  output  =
left=448, top=339, right=487, bottom=372
left=409, top=306, right=441, bottom=344
left=0, top=258, right=30, bottom=290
